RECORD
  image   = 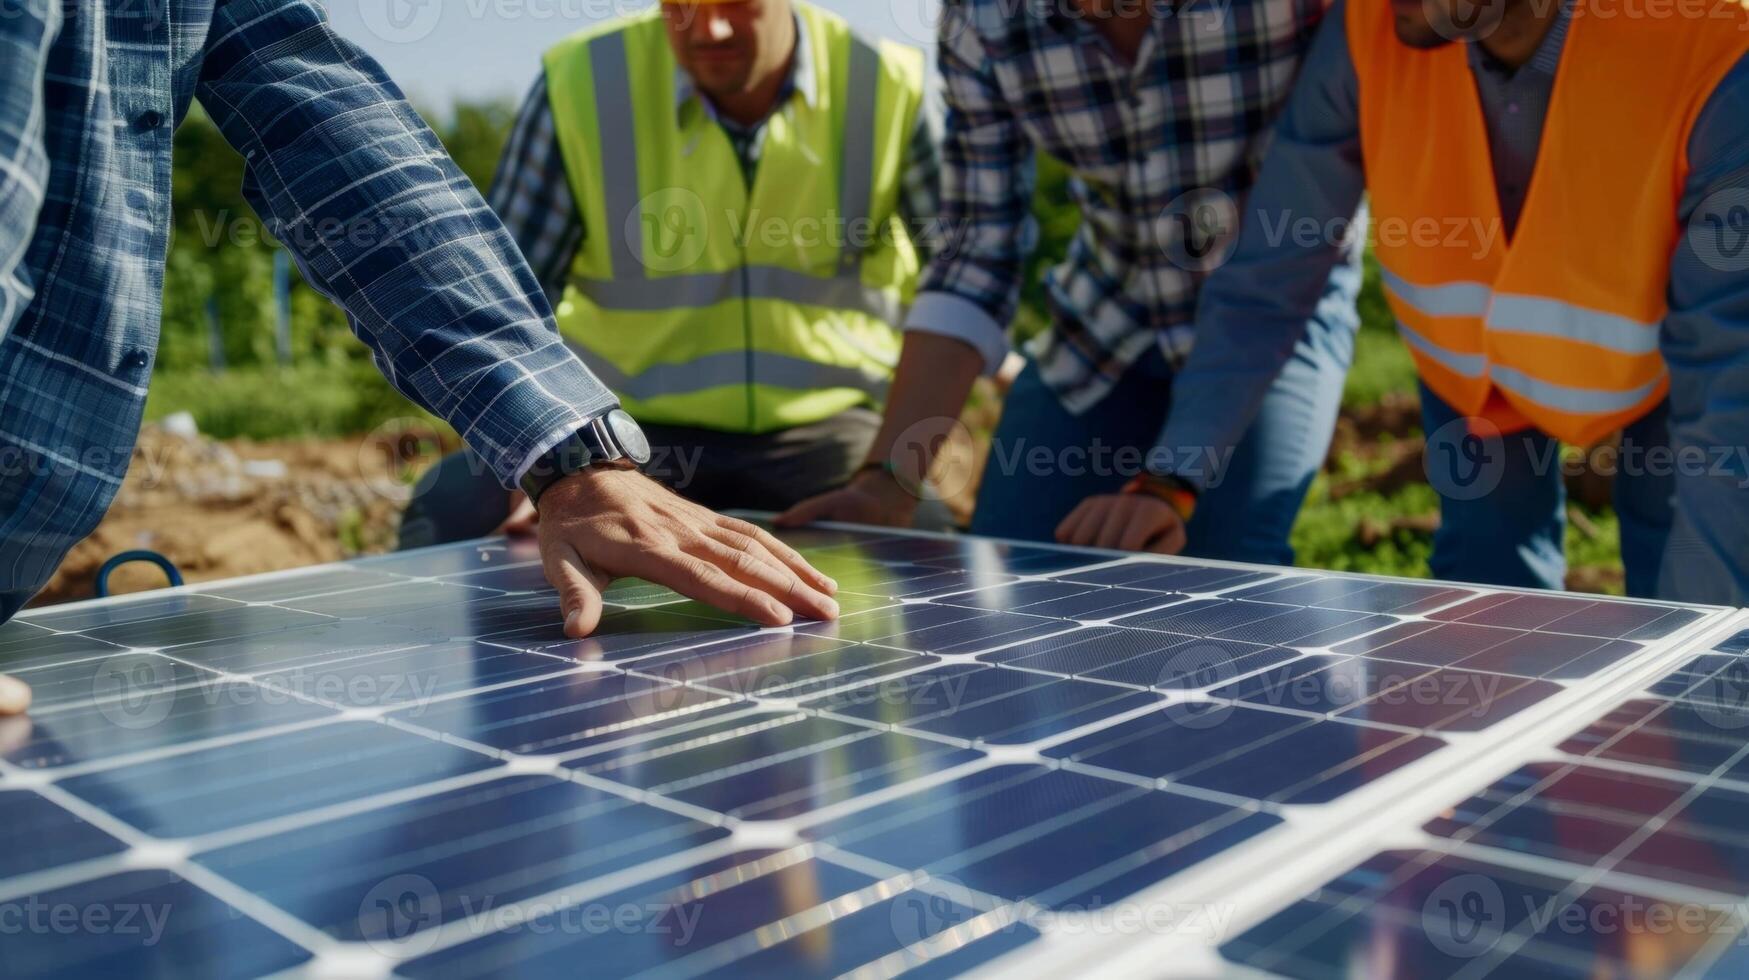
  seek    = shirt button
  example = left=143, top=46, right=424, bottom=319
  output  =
left=125, top=189, right=151, bottom=211
left=137, top=110, right=164, bottom=131
left=124, top=349, right=151, bottom=371
left=1507, top=103, right=1520, bottom=115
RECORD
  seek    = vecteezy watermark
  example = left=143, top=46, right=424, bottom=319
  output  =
left=92, top=654, right=182, bottom=731
left=1423, top=417, right=1507, bottom=503
left=890, top=873, right=1243, bottom=947
left=616, top=194, right=978, bottom=275
left=985, top=439, right=1235, bottom=491
left=356, top=418, right=451, bottom=506
left=1160, top=188, right=1242, bottom=274
left=1240, top=660, right=1508, bottom=720
left=1421, top=873, right=1507, bottom=958
left=360, top=874, right=444, bottom=957
left=1693, top=660, right=1749, bottom=731
left=1155, top=644, right=1250, bottom=730
left=91, top=653, right=454, bottom=727
left=0, top=897, right=173, bottom=945
left=887, top=416, right=979, bottom=503
left=357, top=874, right=709, bottom=958
left=1689, top=188, right=1749, bottom=275
left=1158, top=193, right=1505, bottom=273
left=1421, top=872, right=1749, bottom=960
left=1424, top=416, right=1749, bottom=501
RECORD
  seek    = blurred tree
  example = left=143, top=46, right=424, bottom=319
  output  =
left=159, top=99, right=516, bottom=373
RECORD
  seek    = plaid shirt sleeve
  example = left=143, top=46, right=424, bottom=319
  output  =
left=897, top=85, right=945, bottom=266
left=489, top=73, right=584, bottom=310
left=0, top=0, right=56, bottom=336
left=196, top=0, right=617, bottom=487
left=903, top=3, right=1029, bottom=375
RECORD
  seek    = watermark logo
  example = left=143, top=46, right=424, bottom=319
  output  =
left=1425, top=0, right=1508, bottom=41
left=887, top=416, right=978, bottom=503
left=1423, top=417, right=1506, bottom=502
left=1690, top=188, right=1749, bottom=274
left=93, top=654, right=178, bottom=731
left=1421, top=873, right=1506, bottom=958
left=1157, top=644, right=1243, bottom=729
left=1160, top=188, right=1240, bottom=274
left=360, top=0, right=445, bottom=44
left=629, top=189, right=710, bottom=274
left=357, top=418, right=449, bottom=505
left=890, top=874, right=978, bottom=946
left=359, top=874, right=443, bottom=957
left=1696, top=660, right=1749, bottom=731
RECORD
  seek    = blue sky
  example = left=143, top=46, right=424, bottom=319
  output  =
left=328, top=0, right=942, bottom=111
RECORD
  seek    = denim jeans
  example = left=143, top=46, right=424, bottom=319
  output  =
left=398, top=409, right=952, bottom=550
left=969, top=331, right=1353, bottom=567
left=1419, top=383, right=1674, bottom=597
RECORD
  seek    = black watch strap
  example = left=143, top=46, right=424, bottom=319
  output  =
left=519, top=436, right=604, bottom=509
left=518, top=409, right=651, bottom=508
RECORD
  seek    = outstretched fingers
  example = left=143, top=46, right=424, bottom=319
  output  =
left=543, top=541, right=607, bottom=638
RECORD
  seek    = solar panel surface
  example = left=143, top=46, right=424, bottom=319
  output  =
left=1222, top=624, right=1749, bottom=978
left=0, top=523, right=1736, bottom=978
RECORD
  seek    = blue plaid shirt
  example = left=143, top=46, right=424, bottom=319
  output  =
left=910, top=0, right=1352, bottom=413
left=0, top=0, right=618, bottom=621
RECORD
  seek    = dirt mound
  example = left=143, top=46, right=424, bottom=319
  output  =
left=29, top=422, right=445, bottom=606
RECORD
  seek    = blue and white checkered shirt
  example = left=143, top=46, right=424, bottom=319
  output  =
left=911, top=0, right=1343, bottom=412
left=0, top=0, right=618, bottom=621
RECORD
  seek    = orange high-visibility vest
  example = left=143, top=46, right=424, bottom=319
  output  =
left=1348, top=0, right=1749, bottom=446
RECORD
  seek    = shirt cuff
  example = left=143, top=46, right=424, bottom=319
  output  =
left=904, top=291, right=1011, bottom=376
left=510, top=419, right=599, bottom=490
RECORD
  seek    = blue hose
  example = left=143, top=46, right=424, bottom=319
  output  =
left=95, top=550, right=185, bottom=598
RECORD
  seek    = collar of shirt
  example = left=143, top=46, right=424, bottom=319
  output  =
left=1468, top=0, right=1572, bottom=80
left=673, top=13, right=815, bottom=138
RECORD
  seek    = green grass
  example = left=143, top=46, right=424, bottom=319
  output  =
left=145, top=361, right=448, bottom=441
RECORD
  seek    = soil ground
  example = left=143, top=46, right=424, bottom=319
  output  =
left=32, top=391, right=1622, bottom=606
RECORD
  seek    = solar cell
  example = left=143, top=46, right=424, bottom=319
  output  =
left=803, top=766, right=1281, bottom=909
left=0, top=870, right=313, bottom=978
left=398, top=848, right=1038, bottom=979
left=1221, top=850, right=1739, bottom=978
left=1224, top=614, right=1749, bottom=977
left=0, top=523, right=1733, bottom=978
left=196, top=775, right=730, bottom=946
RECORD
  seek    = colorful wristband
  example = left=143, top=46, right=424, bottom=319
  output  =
left=1121, top=473, right=1199, bottom=523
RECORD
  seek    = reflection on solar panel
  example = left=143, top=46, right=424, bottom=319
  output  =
left=0, top=524, right=1736, bottom=978
left=1224, top=625, right=1749, bottom=977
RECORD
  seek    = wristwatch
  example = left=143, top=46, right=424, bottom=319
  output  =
left=519, top=409, right=653, bottom=508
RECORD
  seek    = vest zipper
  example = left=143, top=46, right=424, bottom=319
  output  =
left=740, top=260, right=755, bottom=432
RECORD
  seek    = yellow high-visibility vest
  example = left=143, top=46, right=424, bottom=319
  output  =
left=543, top=3, right=924, bottom=432
left=1350, top=0, right=1749, bottom=446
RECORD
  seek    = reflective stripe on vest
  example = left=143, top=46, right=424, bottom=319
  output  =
left=575, top=348, right=890, bottom=403
left=543, top=6, right=920, bottom=432
left=1350, top=0, right=1749, bottom=446
left=1384, top=264, right=1669, bottom=416
left=575, top=28, right=888, bottom=319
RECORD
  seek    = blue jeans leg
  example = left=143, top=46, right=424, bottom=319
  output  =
left=1184, top=314, right=1352, bottom=566
left=1614, top=401, right=1675, bottom=599
left=969, top=351, right=1172, bottom=543
left=1421, top=383, right=1567, bottom=590
left=970, top=335, right=1347, bottom=568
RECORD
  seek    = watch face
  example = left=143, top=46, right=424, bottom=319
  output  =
left=606, top=409, right=652, bottom=466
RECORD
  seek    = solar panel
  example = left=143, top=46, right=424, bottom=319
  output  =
left=0, top=522, right=1737, bottom=978
left=1222, top=621, right=1749, bottom=978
